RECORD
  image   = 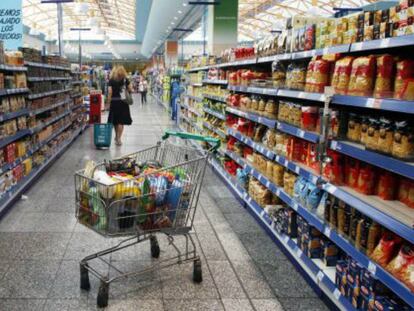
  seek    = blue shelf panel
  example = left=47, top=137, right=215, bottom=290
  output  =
left=202, top=79, right=228, bottom=85
left=209, top=158, right=357, bottom=311
left=29, top=110, right=71, bottom=134
left=323, top=183, right=414, bottom=245
left=223, top=149, right=414, bottom=308
left=202, top=122, right=227, bottom=139
left=0, top=88, right=30, bottom=97
left=0, top=127, right=82, bottom=217
left=203, top=94, right=227, bottom=102
left=0, top=109, right=29, bottom=123
left=257, top=53, right=292, bottom=63
left=27, top=76, right=72, bottom=82
left=24, top=61, right=71, bottom=71
left=228, top=85, right=279, bottom=96
left=0, top=64, right=27, bottom=72
left=276, top=121, right=320, bottom=143
left=227, top=128, right=276, bottom=160
left=350, top=34, right=414, bottom=52
left=274, top=154, right=320, bottom=185
left=186, top=66, right=209, bottom=73
left=0, top=129, right=30, bottom=149
left=191, top=82, right=203, bottom=87
left=291, top=44, right=351, bottom=60
left=226, top=107, right=277, bottom=128
left=203, top=107, right=226, bottom=120
left=332, top=95, right=414, bottom=114
left=28, top=88, right=72, bottom=100
left=70, top=92, right=83, bottom=98
left=330, top=140, right=414, bottom=180
left=216, top=58, right=257, bottom=68
left=277, top=89, right=326, bottom=102
left=186, top=95, right=203, bottom=102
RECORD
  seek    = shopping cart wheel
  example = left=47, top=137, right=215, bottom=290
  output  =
left=150, top=236, right=160, bottom=258
left=97, top=278, right=109, bottom=308
left=193, top=259, right=203, bottom=283
left=80, top=262, right=90, bottom=291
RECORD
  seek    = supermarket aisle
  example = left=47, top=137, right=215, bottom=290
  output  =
left=0, top=95, right=329, bottom=311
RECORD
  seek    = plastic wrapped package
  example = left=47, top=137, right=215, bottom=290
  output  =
left=305, top=58, right=331, bottom=93
left=376, top=170, right=397, bottom=200
left=373, top=55, right=394, bottom=98
left=394, top=59, right=414, bottom=100
left=392, top=121, right=414, bottom=160
left=264, top=99, right=278, bottom=118
left=366, top=117, right=381, bottom=151
left=271, top=60, right=286, bottom=88
left=347, top=113, right=362, bottom=142
left=356, top=163, right=377, bottom=195
left=386, top=245, right=414, bottom=279
left=370, top=233, right=402, bottom=267
left=377, top=117, right=394, bottom=154
left=331, top=56, right=354, bottom=94
left=286, top=63, right=307, bottom=90
left=348, top=56, right=376, bottom=96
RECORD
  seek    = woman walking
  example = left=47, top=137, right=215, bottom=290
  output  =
left=106, top=66, right=132, bottom=146
left=139, top=76, right=148, bottom=106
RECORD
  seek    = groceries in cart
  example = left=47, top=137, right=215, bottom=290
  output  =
left=77, top=159, right=192, bottom=234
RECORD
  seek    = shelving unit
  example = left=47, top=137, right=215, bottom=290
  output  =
left=182, top=34, right=414, bottom=308
left=0, top=59, right=87, bottom=217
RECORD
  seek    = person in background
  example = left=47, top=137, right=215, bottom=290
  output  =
left=139, top=76, right=148, bottom=106
left=106, top=65, right=133, bottom=146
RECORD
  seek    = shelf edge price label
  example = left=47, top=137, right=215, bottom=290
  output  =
left=292, top=202, right=298, bottom=211
left=324, top=226, right=331, bottom=238
left=297, top=129, right=305, bottom=138
left=284, top=159, right=289, bottom=167
left=295, top=166, right=300, bottom=174
left=266, top=180, right=271, bottom=188
left=276, top=188, right=281, bottom=196
left=380, top=38, right=391, bottom=48
left=283, top=235, right=289, bottom=243
left=316, top=271, right=324, bottom=282
left=368, top=261, right=377, bottom=276
left=333, top=288, right=341, bottom=300
left=296, top=248, right=303, bottom=258
left=260, top=210, right=265, bottom=218
left=331, top=141, right=338, bottom=150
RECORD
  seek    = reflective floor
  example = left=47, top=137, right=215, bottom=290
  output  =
left=0, top=95, right=330, bottom=311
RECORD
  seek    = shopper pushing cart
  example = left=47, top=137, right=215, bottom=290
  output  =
left=74, top=131, right=220, bottom=308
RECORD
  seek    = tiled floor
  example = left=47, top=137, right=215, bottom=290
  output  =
left=0, top=95, right=331, bottom=311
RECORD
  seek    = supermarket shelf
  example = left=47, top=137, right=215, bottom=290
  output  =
left=71, top=92, right=83, bottom=98
left=0, top=64, right=27, bottom=72
left=223, top=150, right=414, bottom=308
left=0, top=126, right=82, bottom=218
left=0, top=88, right=30, bottom=97
left=186, top=66, right=210, bottom=73
left=30, top=98, right=71, bottom=116
left=216, top=58, right=258, bottom=68
left=71, top=104, right=84, bottom=111
left=275, top=154, right=320, bottom=184
left=228, top=85, right=279, bottom=96
left=24, top=61, right=71, bottom=71
left=330, top=140, right=414, bottom=180
left=71, top=80, right=82, bottom=85
left=350, top=34, right=414, bottom=52
left=30, top=122, right=72, bottom=152
left=202, top=79, right=228, bottom=85
left=209, top=158, right=356, bottom=311
left=227, top=127, right=276, bottom=160
left=191, top=82, right=203, bottom=87
left=332, top=95, right=414, bottom=114
left=203, top=107, right=226, bottom=120
left=180, top=103, right=203, bottom=117
left=186, top=95, right=203, bottom=102
left=29, top=110, right=71, bottom=134
left=257, top=53, right=293, bottom=63
left=28, top=88, right=72, bottom=100
left=0, top=129, right=30, bottom=149
left=203, top=94, right=227, bottom=102
left=0, top=109, right=29, bottom=122
left=202, top=121, right=227, bottom=139
left=276, top=121, right=320, bottom=143
left=226, top=106, right=277, bottom=128
left=290, top=44, right=351, bottom=60
left=27, top=76, right=72, bottom=82
left=277, top=89, right=326, bottom=102
left=323, top=183, right=414, bottom=244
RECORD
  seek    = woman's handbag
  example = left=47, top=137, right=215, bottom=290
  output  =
left=121, top=79, right=134, bottom=105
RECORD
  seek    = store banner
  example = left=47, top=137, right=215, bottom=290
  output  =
left=208, top=0, right=238, bottom=54
left=0, top=0, right=23, bottom=50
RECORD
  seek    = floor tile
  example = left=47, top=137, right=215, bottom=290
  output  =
left=209, top=261, right=247, bottom=299
left=251, top=299, right=285, bottom=311
left=0, top=298, right=45, bottom=311
left=222, top=299, right=254, bottom=311
left=19, top=232, right=72, bottom=260
left=108, top=298, right=164, bottom=311
left=239, top=233, right=287, bottom=262
left=279, top=297, right=329, bottom=311
left=163, top=299, right=224, bottom=311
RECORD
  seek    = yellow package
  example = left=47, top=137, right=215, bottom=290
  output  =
left=22, top=158, right=32, bottom=176
left=15, top=141, right=26, bottom=157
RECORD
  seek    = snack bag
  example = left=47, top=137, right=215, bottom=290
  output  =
left=347, top=56, right=376, bottom=96
left=373, top=54, right=394, bottom=98
left=386, top=245, right=414, bottom=279
left=394, top=59, right=414, bottom=100
left=370, top=233, right=401, bottom=267
left=331, top=56, right=354, bottom=94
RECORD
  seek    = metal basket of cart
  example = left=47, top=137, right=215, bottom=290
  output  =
left=74, top=130, right=220, bottom=308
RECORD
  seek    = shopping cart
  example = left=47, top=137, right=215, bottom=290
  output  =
left=94, top=123, right=113, bottom=149
left=75, top=131, right=220, bottom=308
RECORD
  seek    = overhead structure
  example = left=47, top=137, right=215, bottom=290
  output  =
left=23, top=0, right=137, bottom=41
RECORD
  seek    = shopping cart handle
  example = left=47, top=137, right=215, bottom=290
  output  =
left=162, top=130, right=221, bottom=152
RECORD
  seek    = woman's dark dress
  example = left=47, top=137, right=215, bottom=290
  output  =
left=107, top=78, right=132, bottom=125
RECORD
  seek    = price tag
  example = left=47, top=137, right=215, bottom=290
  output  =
left=258, top=174, right=262, bottom=181
left=276, top=189, right=281, bottom=196
left=333, top=288, right=341, bottom=300
left=297, top=129, right=305, bottom=138
left=243, top=192, right=248, bottom=200
left=311, top=176, right=318, bottom=185
left=247, top=197, right=252, bottom=204
left=266, top=180, right=271, bottom=188
left=284, top=159, right=289, bottom=167
left=324, top=226, right=331, bottom=238
left=380, top=38, right=391, bottom=48
left=260, top=210, right=265, bottom=217
left=331, top=141, right=338, bottom=150
left=258, top=117, right=263, bottom=123
left=283, top=235, right=289, bottom=243
left=277, top=123, right=282, bottom=130
left=296, top=248, right=303, bottom=258
left=368, top=261, right=377, bottom=276
left=292, top=202, right=298, bottom=211
left=276, top=155, right=280, bottom=162
left=317, top=271, right=324, bottom=282
left=325, top=184, right=337, bottom=194
left=295, top=166, right=300, bottom=174
left=298, top=92, right=306, bottom=99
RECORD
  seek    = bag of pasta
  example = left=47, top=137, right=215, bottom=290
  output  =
left=386, top=245, right=414, bottom=279
left=331, top=56, right=354, bottom=94
left=370, top=232, right=401, bottom=267
left=400, top=260, right=414, bottom=292
left=394, top=59, right=414, bottom=100
left=348, top=55, right=376, bottom=96
left=373, top=54, right=394, bottom=98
